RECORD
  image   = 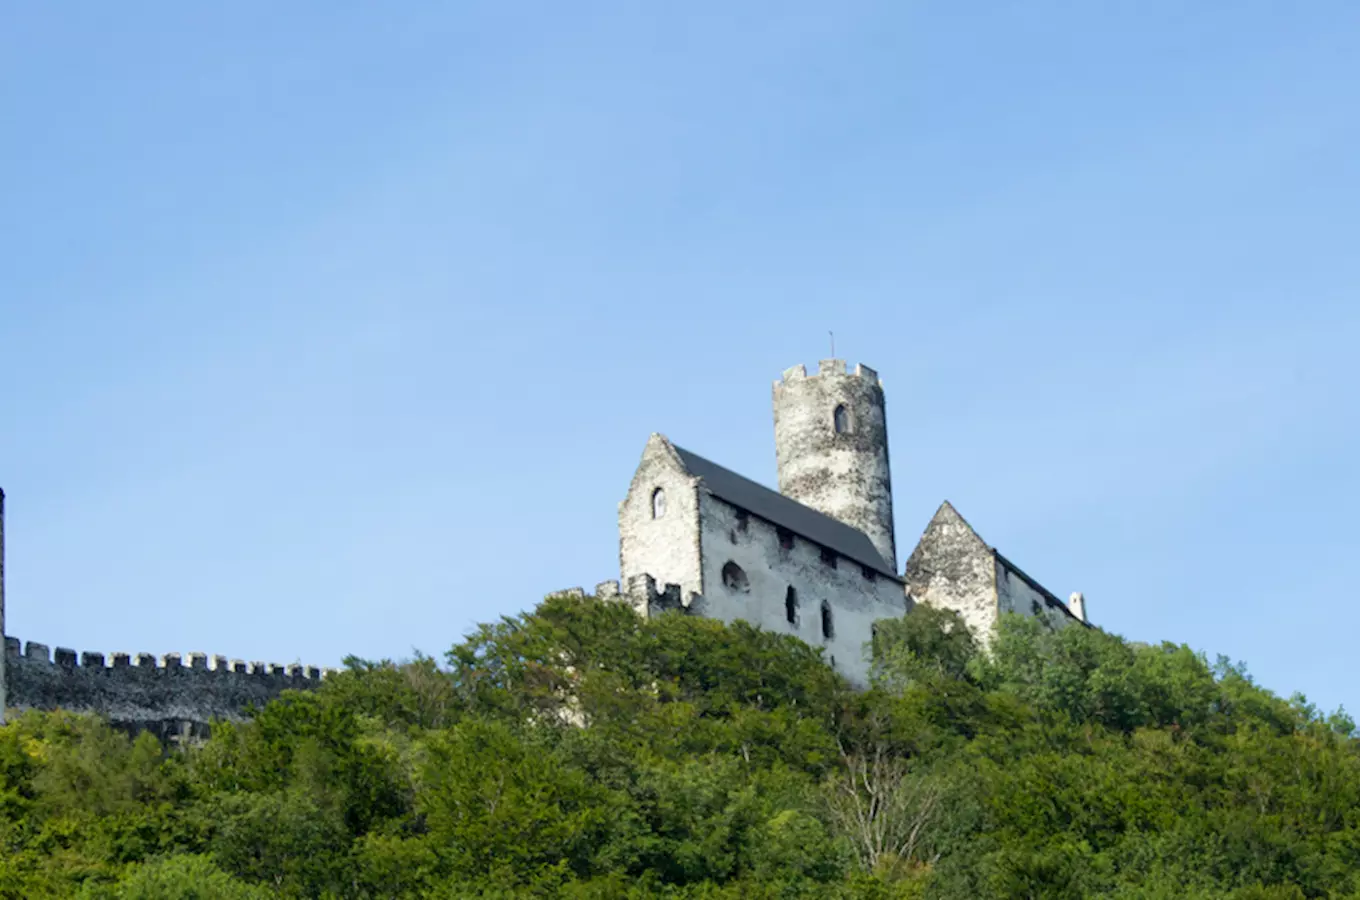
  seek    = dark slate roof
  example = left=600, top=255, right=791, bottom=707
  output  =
left=671, top=444, right=901, bottom=580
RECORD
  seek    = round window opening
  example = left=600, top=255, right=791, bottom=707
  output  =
left=721, top=561, right=750, bottom=593
left=651, top=488, right=667, bottom=519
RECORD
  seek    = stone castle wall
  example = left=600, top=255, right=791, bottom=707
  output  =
left=3, top=636, right=326, bottom=741
left=695, top=491, right=906, bottom=687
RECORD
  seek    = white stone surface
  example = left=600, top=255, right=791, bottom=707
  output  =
left=618, top=435, right=705, bottom=611
left=696, top=492, right=906, bottom=687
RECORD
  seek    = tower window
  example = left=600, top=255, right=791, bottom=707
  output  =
left=861, top=565, right=877, bottom=582
left=785, top=586, right=798, bottom=625
left=820, top=546, right=837, bottom=568
left=821, top=600, right=834, bottom=640
left=833, top=404, right=851, bottom=434
left=721, top=561, right=750, bottom=593
left=651, top=488, right=666, bottom=519
left=777, top=527, right=795, bottom=551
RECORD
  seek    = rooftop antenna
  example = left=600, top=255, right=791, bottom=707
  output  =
left=829, top=330, right=835, bottom=358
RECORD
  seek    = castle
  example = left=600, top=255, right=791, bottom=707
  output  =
left=569, top=359, right=1090, bottom=687
left=0, top=359, right=1089, bottom=732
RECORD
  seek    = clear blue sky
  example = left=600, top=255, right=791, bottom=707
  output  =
left=3, top=3, right=1357, bottom=714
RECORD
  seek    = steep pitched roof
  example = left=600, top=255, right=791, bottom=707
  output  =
left=670, top=444, right=901, bottom=580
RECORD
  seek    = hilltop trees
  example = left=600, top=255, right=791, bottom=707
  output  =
left=0, top=593, right=1357, bottom=897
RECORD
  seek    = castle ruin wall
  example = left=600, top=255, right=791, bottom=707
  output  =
left=4, top=636, right=326, bottom=740
left=695, top=492, right=907, bottom=687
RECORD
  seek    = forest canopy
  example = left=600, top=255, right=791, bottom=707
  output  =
left=1, top=594, right=1356, bottom=899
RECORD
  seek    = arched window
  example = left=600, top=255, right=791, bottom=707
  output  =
left=833, top=404, right=850, bottom=434
left=821, top=600, right=834, bottom=640
left=721, top=561, right=750, bottom=593
left=651, top=487, right=666, bottom=519
left=785, top=586, right=798, bottom=625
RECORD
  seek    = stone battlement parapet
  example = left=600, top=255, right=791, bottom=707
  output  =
left=546, top=577, right=707, bottom=619
left=774, top=360, right=880, bottom=387
left=3, top=635, right=330, bottom=735
left=622, top=574, right=707, bottom=618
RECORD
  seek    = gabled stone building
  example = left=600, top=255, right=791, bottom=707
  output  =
left=607, top=359, right=1089, bottom=686
left=617, top=433, right=908, bottom=685
left=905, top=501, right=1086, bottom=642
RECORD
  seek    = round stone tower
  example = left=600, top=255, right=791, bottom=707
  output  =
left=773, top=359, right=896, bottom=569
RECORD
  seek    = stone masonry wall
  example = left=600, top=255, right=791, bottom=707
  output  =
left=4, top=636, right=326, bottom=741
left=696, top=491, right=907, bottom=688
left=618, top=434, right=705, bottom=603
left=772, top=360, right=897, bottom=570
left=903, top=502, right=1001, bottom=641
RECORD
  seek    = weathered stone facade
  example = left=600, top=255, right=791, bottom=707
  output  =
left=904, top=501, right=1086, bottom=644
left=694, top=489, right=906, bottom=686
left=773, top=360, right=896, bottom=568
left=618, top=436, right=704, bottom=605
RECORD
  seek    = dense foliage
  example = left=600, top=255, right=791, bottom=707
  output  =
left=2, top=596, right=1357, bottom=898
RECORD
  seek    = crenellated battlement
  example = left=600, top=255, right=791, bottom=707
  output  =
left=773, top=359, right=880, bottom=388
left=546, top=577, right=707, bottom=619
left=621, top=574, right=707, bottom=618
left=3, top=635, right=332, bottom=738
left=8, top=638, right=330, bottom=680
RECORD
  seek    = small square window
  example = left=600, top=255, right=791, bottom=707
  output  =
left=819, top=547, right=836, bottom=568
left=777, top=527, right=794, bottom=551
left=861, top=565, right=876, bottom=582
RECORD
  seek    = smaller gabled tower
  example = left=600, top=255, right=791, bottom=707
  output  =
left=904, top=500, right=1089, bottom=642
